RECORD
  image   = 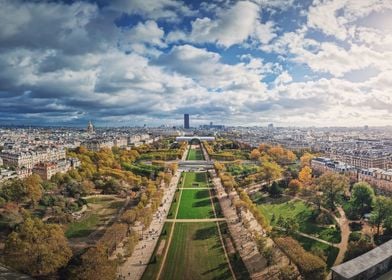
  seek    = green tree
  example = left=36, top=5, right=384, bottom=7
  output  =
left=344, top=238, right=374, bottom=261
left=269, top=181, right=283, bottom=197
left=1, top=179, right=25, bottom=204
left=4, top=217, right=72, bottom=276
left=370, top=196, right=392, bottom=236
left=317, top=172, right=349, bottom=210
left=349, top=182, right=375, bottom=217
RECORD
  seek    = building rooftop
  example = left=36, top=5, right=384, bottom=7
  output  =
left=332, top=240, right=392, bottom=279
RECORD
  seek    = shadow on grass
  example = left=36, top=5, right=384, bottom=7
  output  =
left=201, top=262, right=232, bottom=280
left=66, top=229, right=95, bottom=238
left=194, top=190, right=210, bottom=199
left=193, top=225, right=216, bottom=240
left=109, top=201, right=124, bottom=209
left=193, top=199, right=212, bottom=208
left=195, top=173, right=207, bottom=183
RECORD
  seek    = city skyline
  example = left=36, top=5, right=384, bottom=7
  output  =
left=0, top=0, right=392, bottom=127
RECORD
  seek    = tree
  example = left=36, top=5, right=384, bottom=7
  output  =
left=68, top=245, right=117, bottom=280
left=269, top=181, right=283, bottom=198
left=102, top=178, right=122, bottom=194
left=349, top=182, right=375, bottom=217
left=288, top=179, right=303, bottom=195
left=298, top=166, right=312, bottom=187
left=370, top=196, right=392, bottom=236
left=268, top=146, right=296, bottom=165
left=344, top=238, right=374, bottom=261
left=260, top=161, right=282, bottom=185
left=23, top=174, right=43, bottom=207
left=0, top=179, right=25, bottom=204
left=275, top=237, right=326, bottom=280
left=300, top=152, right=315, bottom=167
left=121, top=209, right=137, bottom=225
left=4, top=217, right=72, bottom=276
left=317, top=172, right=349, bottom=210
left=250, top=149, right=261, bottom=160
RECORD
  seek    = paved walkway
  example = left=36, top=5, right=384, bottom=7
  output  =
left=116, top=170, right=181, bottom=280
left=165, top=218, right=226, bottom=222
left=333, top=206, right=350, bottom=266
left=178, top=187, right=211, bottom=190
left=211, top=169, right=268, bottom=279
left=275, top=226, right=337, bottom=247
left=156, top=172, right=185, bottom=280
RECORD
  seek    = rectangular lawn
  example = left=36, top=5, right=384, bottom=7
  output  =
left=177, top=189, right=214, bottom=219
left=182, top=172, right=209, bottom=188
left=187, top=148, right=204, bottom=160
left=160, top=222, right=233, bottom=280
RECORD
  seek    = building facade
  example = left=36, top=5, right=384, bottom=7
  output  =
left=184, top=114, right=190, bottom=129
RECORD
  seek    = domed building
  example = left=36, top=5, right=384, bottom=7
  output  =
left=87, top=121, right=94, bottom=134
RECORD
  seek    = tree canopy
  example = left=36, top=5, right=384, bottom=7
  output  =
left=4, top=217, right=72, bottom=276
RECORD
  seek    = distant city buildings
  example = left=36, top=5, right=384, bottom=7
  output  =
left=184, top=114, right=190, bottom=129
left=0, top=126, right=161, bottom=181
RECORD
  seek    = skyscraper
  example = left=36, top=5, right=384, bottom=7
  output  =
left=184, top=114, right=190, bottom=129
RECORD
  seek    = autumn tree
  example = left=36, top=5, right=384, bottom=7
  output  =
left=258, top=143, right=270, bottom=153
left=121, top=209, right=137, bottom=225
left=349, top=182, right=375, bottom=217
left=300, top=152, right=315, bottom=167
left=250, top=149, right=261, bottom=160
left=23, top=174, right=43, bottom=207
left=4, top=217, right=72, bottom=276
left=298, top=166, right=312, bottom=187
left=268, top=146, right=296, bottom=165
left=68, top=245, right=117, bottom=280
left=317, top=172, right=349, bottom=210
left=288, top=179, right=303, bottom=195
left=260, top=161, right=283, bottom=185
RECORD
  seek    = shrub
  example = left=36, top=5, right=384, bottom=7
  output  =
left=349, top=231, right=362, bottom=242
left=275, top=237, right=326, bottom=280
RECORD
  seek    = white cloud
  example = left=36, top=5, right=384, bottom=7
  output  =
left=168, top=1, right=276, bottom=47
left=109, top=0, right=194, bottom=20
left=157, top=44, right=268, bottom=93
left=307, top=0, right=392, bottom=41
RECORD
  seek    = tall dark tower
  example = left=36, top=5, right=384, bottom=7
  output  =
left=184, top=114, right=190, bottom=129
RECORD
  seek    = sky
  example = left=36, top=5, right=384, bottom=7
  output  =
left=0, top=0, right=392, bottom=127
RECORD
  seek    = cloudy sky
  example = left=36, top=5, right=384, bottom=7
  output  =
left=0, top=0, right=392, bottom=127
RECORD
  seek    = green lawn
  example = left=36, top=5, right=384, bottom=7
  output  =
left=177, top=189, right=215, bottom=219
left=65, top=213, right=100, bottom=238
left=257, top=199, right=341, bottom=243
left=160, top=222, right=233, bottom=280
left=182, top=172, right=209, bottom=188
left=187, top=148, right=204, bottom=160
left=294, top=234, right=339, bottom=268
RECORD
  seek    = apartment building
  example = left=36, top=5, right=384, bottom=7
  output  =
left=0, top=147, right=66, bottom=169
